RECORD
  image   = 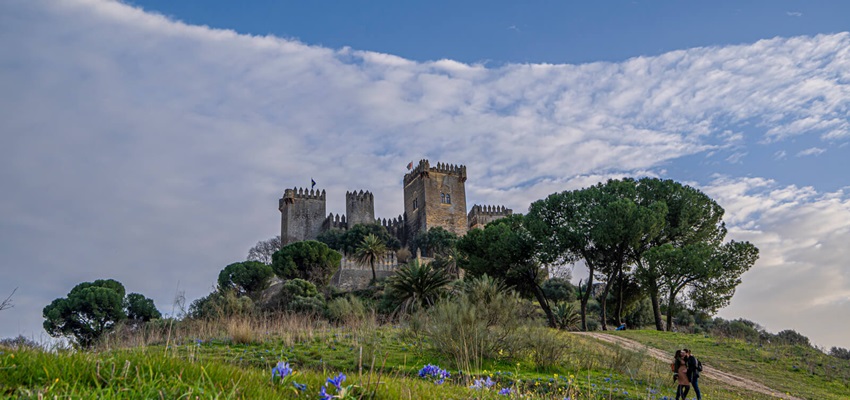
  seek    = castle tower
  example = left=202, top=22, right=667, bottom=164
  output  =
left=403, top=159, right=468, bottom=241
left=468, top=204, right=513, bottom=230
left=279, top=187, right=327, bottom=246
left=346, top=190, right=375, bottom=227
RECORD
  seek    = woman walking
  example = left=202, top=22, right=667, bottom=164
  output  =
left=674, top=350, right=691, bottom=400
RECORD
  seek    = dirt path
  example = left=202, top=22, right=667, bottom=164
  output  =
left=575, top=332, right=803, bottom=400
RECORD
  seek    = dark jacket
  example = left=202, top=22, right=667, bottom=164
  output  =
left=686, top=355, right=701, bottom=381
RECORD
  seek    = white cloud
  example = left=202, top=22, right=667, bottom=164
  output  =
left=787, top=11, right=803, bottom=17
left=796, top=147, right=826, bottom=157
left=703, top=177, right=850, bottom=349
left=1, top=0, right=849, bottom=349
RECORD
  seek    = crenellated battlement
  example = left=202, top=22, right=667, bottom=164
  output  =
left=282, top=187, right=326, bottom=203
left=404, top=159, right=467, bottom=185
left=323, top=213, right=348, bottom=231
left=346, top=190, right=373, bottom=201
left=468, top=204, right=513, bottom=230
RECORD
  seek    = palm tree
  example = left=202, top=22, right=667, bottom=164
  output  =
left=386, top=260, right=452, bottom=314
left=353, top=233, right=387, bottom=282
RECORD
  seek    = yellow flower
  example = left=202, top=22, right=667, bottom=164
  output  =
left=554, top=374, right=558, bottom=378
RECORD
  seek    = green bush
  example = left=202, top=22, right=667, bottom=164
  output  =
left=552, top=301, right=581, bottom=331
left=326, top=295, right=368, bottom=323
left=188, top=290, right=255, bottom=319
left=416, top=275, right=524, bottom=370
left=516, top=326, right=569, bottom=371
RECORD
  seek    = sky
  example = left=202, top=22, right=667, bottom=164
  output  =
left=1, top=0, right=849, bottom=349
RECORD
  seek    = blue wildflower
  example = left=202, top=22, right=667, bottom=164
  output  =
left=293, top=382, right=307, bottom=391
left=471, top=376, right=495, bottom=389
left=272, top=361, right=293, bottom=379
left=498, top=387, right=513, bottom=395
left=326, top=373, right=346, bottom=390
left=418, top=364, right=450, bottom=384
left=319, top=385, right=333, bottom=400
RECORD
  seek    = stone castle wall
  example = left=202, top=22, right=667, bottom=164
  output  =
left=280, top=188, right=326, bottom=246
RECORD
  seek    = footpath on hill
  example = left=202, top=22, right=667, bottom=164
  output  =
left=575, top=332, right=803, bottom=400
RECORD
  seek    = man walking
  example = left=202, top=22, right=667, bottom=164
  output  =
left=683, top=348, right=702, bottom=400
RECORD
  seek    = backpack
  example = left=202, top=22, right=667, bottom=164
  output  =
left=670, top=362, right=676, bottom=373
left=696, top=359, right=703, bottom=372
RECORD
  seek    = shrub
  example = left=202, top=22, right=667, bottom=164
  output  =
left=265, top=279, right=325, bottom=314
left=775, top=329, right=811, bottom=347
left=416, top=275, right=524, bottom=371
left=541, top=278, right=576, bottom=303
left=517, top=326, right=568, bottom=371
left=385, top=260, right=452, bottom=314
left=326, top=295, right=368, bottom=323
left=829, top=347, right=850, bottom=360
left=552, top=301, right=581, bottom=331
left=189, top=290, right=255, bottom=319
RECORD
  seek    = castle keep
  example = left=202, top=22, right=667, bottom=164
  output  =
left=279, top=159, right=513, bottom=248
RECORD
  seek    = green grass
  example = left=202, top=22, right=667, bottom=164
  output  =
left=614, top=329, right=850, bottom=400
left=4, top=322, right=845, bottom=399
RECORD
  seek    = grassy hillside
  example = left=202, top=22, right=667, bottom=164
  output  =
left=6, top=315, right=840, bottom=399
left=614, top=330, right=850, bottom=400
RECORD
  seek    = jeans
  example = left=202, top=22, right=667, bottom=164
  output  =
left=691, top=375, right=701, bottom=400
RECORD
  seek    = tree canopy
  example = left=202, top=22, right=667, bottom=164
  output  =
left=43, top=279, right=161, bottom=347
left=457, top=214, right=556, bottom=328
left=272, top=240, right=342, bottom=288
left=409, top=226, right=458, bottom=258
left=218, top=261, right=275, bottom=295
left=353, top=233, right=388, bottom=282
left=317, top=224, right=400, bottom=255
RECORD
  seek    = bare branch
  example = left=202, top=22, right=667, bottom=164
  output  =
left=0, top=287, right=18, bottom=312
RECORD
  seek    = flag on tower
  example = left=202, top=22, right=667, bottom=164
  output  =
left=406, top=161, right=413, bottom=170
left=311, top=178, right=316, bottom=189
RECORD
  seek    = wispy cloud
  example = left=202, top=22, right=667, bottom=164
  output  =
left=774, top=150, right=787, bottom=160
left=787, top=11, right=803, bottom=17
left=797, top=147, right=826, bottom=157
left=1, top=0, right=849, bottom=348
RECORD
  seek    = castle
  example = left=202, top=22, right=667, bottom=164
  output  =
left=279, top=159, right=513, bottom=249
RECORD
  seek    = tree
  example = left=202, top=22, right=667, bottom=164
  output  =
left=125, top=293, right=162, bottom=322
left=410, top=227, right=458, bottom=258
left=218, top=261, right=274, bottom=295
left=43, top=279, right=127, bottom=348
left=645, top=240, right=757, bottom=331
left=247, top=236, right=282, bottom=265
left=354, top=233, right=388, bottom=282
left=457, top=214, right=556, bottom=328
left=319, top=224, right=400, bottom=255
left=630, top=178, right=726, bottom=330
left=272, top=241, right=342, bottom=288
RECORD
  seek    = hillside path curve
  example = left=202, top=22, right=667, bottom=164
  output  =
left=575, top=332, right=803, bottom=400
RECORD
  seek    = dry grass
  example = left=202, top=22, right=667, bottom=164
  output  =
left=97, top=313, right=330, bottom=350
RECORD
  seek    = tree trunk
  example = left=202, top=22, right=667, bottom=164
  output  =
left=533, top=283, right=557, bottom=328
left=651, top=288, right=663, bottom=331
left=615, top=265, right=625, bottom=324
left=370, top=259, right=376, bottom=282
left=666, top=290, right=677, bottom=332
left=580, top=273, right=593, bottom=331
left=599, top=270, right=615, bottom=331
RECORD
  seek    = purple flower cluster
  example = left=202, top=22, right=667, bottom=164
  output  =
left=418, top=364, right=450, bottom=384
left=498, top=387, right=513, bottom=395
left=470, top=376, right=495, bottom=389
left=271, top=361, right=293, bottom=379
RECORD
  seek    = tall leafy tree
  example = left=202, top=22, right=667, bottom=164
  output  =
left=630, top=178, right=728, bottom=330
left=125, top=293, right=162, bottom=322
left=272, top=241, right=342, bottom=288
left=527, top=187, right=600, bottom=331
left=218, top=261, right=275, bottom=295
left=43, top=279, right=127, bottom=348
left=457, top=214, right=556, bottom=328
left=354, top=233, right=388, bottom=282
left=410, top=226, right=458, bottom=258
left=646, top=240, right=757, bottom=330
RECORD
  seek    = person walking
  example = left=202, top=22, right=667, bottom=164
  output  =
left=674, top=350, right=691, bottom=400
left=684, top=348, right=702, bottom=400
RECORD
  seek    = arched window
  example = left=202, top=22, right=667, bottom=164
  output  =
left=446, top=194, right=451, bottom=204
left=413, top=199, right=418, bottom=210
left=441, top=193, right=446, bottom=203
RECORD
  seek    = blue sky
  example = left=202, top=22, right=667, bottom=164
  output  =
left=1, top=0, right=849, bottom=350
